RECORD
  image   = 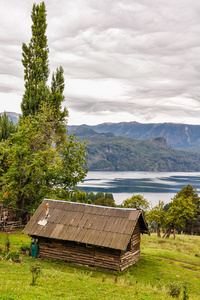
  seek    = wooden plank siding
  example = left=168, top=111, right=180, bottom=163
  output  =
left=120, top=222, right=141, bottom=271
left=37, top=238, right=121, bottom=270
left=35, top=220, right=142, bottom=271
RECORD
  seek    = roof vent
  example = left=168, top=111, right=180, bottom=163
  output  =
left=45, top=203, right=49, bottom=219
left=38, top=202, right=49, bottom=226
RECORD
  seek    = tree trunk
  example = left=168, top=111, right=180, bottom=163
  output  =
left=6, top=232, right=10, bottom=252
left=173, top=229, right=176, bottom=239
left=163, top=227, right=171, bottom=238
left=191, top=223, right=194, bottom=235
left=16, top=195, right=25, bottom=220
left=157, top=225, right=161, bottom=237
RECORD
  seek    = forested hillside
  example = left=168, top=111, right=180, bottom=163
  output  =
left=69, top=126, right=200, bottom=171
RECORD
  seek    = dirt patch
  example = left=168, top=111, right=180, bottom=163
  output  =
left=143, top=253, right=200, bottom=268
left=180, top=265, right=198, bottom=272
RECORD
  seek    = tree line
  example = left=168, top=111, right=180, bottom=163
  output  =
left=145, top=185, right=200, bottom=237
left=107, top=184, right=199, bottom=237
left=78, top=185, right=200, bottom=237
left=72, top=191, right=116, bottom=207
left=73, top=185, right=200, bottom=237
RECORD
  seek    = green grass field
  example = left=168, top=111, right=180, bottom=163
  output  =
left=0, top=230, right=200, bottom=300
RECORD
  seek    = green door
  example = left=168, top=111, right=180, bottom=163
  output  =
left=31, top=241, right=38, bottom=258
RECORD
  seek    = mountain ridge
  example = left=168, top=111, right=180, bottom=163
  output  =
left=3, top=112, right=200, bottom=152
left=69, top=126, right=200, bottom=171
left=69, top=121, right=200, bottom=151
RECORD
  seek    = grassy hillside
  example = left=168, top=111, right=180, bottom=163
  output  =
left=0, top=231, right=200, bottom=299
left=71, top=127, right=200, bottom=171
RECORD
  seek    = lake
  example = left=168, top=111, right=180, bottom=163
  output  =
left=77, top=171, right=200, bottom=206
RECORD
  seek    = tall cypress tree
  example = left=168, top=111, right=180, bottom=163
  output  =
left=50, top=66, right=69, bottom=145
left=21, top=1, right=49, bottom=116
left=21, top=1, right=68, bottom=142
left=0, top=2, right=87, bottom=217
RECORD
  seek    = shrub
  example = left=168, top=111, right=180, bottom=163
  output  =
left=20, top=245, right=30, bottom=253
left=169, top=282, right=181, bottom=298
left=30, top=264, right=42, bottom=285
left=3, top=251, right=21, bottom=262
left=183, top=285, right=189, bottom=300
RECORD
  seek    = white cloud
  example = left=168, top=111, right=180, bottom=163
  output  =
left=0, top=0, right=200, bottom=125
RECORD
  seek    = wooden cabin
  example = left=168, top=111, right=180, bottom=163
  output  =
left=22, top=199, right=149, bottom=271
left=0, top=204, right=22, bottom=230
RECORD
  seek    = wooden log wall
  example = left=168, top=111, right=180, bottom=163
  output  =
left=37, top=238, right=121, bottom=271
left=35, top=220, right=142, bottom=271
left=120, top=221, right=141, bottom=271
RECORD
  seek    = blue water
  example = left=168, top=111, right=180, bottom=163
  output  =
left=77, top=171, right=200, bottom=206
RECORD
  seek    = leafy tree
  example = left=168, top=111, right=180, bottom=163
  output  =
left=0, top=141, right=9, bottom=183
left=21, top=1, right=49, bottom=116
left=0, top=112, right=18, bottom=141
left=173, top=185, right=200, bottom=208
left=83, top=192, right=115, bottom=204
left=87, top=192, right=95, bottom=203
left=172, top=185, right=200, bottom=235
left=163, top=203, right=170, bottom=212
left=122, top=195, right=149, bottom=212
left=105, top=192, right=114, bottom=200
left=163, top=196, right=196, bottom=238
left=146, top=201, right=166, bottom=237
left=0, top=107, right=87, bottom=217
left=0, top=113, right=18, bottom=181
left=94, top=197, right=116, bottom=207
left=95, top=192, right=104, bottom=201
left=75, top=190, right=87, bottom=203
left=57, top=134, right=88, bottom=195
left=0, top=108, right=61, bottom=217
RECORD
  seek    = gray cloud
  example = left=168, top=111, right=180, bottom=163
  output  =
left=0, top=0, right=200, bottom=125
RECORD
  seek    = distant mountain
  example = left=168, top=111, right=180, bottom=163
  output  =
left=69, top=126, right=200, bottom=171
left=1, top=112, right=200, bottom=171
left=0, top=112, right=21, bottom=123
left=4, top=113, right=200, bottom=151
left=71, top=122, right=200, bottom=151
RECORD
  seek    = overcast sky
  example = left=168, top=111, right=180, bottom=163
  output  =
left=0, top=0, right=200, bottom=125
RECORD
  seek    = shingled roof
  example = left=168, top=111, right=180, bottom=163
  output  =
left=23, top=199, right=148, bottom=251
